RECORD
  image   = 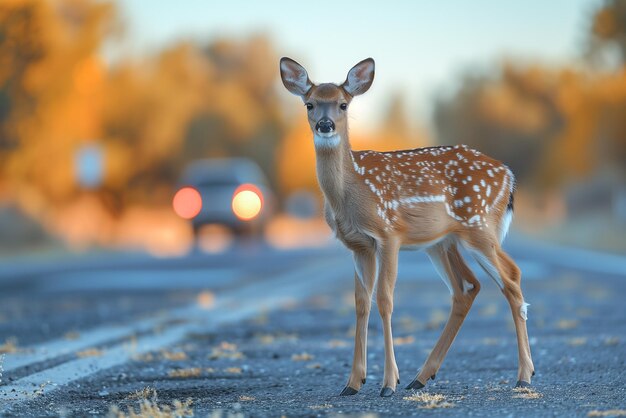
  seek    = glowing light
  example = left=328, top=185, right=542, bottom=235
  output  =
left=197, top=224, right=234, bottom=254
left=173, top=187, right=202, bottom=219
left=232, top=184, right=263, bottom=221
left=197, top=290, right=216, bottom=310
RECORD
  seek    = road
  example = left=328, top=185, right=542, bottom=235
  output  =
left=0, top=237, right=624, bottom=417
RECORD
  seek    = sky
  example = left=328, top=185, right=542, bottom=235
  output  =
left=112, top=0, right=598, bottom=134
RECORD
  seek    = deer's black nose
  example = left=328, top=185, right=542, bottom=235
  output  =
left=316, top=118, right=335, bottom=133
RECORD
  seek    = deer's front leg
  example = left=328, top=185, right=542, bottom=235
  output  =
left=341, top=249, right=376, bottom=396
left=376, top=239, right=400, bottom=397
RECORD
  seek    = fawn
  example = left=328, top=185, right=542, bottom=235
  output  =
left=279, top=57, right=534, bottom=397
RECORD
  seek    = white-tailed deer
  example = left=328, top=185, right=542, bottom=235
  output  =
left=280, top=57, right=534, bottom=397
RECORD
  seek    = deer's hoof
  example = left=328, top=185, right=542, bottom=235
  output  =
left=380, top=387, right=395, bottom=397
left=515, top=380, right=531, bottom=388
left=405, top=377, right=425, bottom=390
left=339, top=386, right=359, bottom=396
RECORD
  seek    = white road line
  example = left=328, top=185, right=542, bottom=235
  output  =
left=39, top=268, right=239, bottom=291
left=3, top=269, right=237, bottom=374
left=0, top=257, right=352, bottom=408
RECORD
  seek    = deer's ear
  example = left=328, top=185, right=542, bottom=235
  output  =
left=280, top=57, right=313, bottom=97
left=343, top=58, right=375, bottom=96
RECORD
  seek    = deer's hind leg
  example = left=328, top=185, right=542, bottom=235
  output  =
left=406, top=241, right=481, bottom=390
left=466, top=236, right=535, bottom=387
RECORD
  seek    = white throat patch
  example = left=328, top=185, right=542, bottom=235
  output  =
left=314, top=134, right=341, bottom=149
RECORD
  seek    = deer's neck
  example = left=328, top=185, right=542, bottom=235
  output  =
left=314, top=131, right=353, bottom=211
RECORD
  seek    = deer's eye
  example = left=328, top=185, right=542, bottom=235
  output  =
left=305, top=103, right=313, bottom=111
left=340, top=103, right=348, bottom=111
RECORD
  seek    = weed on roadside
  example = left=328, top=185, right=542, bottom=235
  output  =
left=403, top=392, right=455, bottom=409
left=512, top=387, right=543, bottom=399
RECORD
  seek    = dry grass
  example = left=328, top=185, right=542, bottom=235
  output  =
left=168, top=368, right=202, bottom=378
left=404, top=393, right=445, bottom=403
left=307, top=295, right=330, bottom=308
left=306, top=363, right=322, bottom=369
left=133, top=350, right=191, bottom=362
left=398, top=315, right=421, bottom=332
left=108, top=398, right=193, bottom=418
left=132, top=353, right=155, bottom=362
left=160, top=350, right=188, bottom=361
left=238, top=395, right=255, bottom=401
left=567, top=337, right=588, bottom=346
left=426, top=310, right=448, bottom=330
left=587, top=410, right=626, bottom=417
left=291, top=352, right=314, bottom=361
left=403, top=392, right=455, bottom=409
left=257, top=334, right=276, bottom=345
left=63, top=331, right=81, bottom=341
left=76, top=348, right=104, bottom=358
left=126, top=387, right=157, bottom=401
left=256, top=333, right=299, bottom=345
left=512, top=387, right=543, bottom=399
left=479, top=304, right=498, bottom=317
left=393, top=335, right=415, bottom=346
left=309, top=403, right=333, bottom=410
left=327, top=339, right=349, bottom=348
left=556, top=319, right=579, bottom=330
left=224, top=367, right=242, bottom=374
left=0, top=337, right=19, bottom=354
left=209, top=342, right=244, bottom=360
left=33, top=381, right=50, bottom=397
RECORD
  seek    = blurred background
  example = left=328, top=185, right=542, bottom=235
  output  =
left=0, top=0, right=624, bottom=259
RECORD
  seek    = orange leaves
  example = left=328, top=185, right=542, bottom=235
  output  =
left=276, top=116, right=318, bottom=194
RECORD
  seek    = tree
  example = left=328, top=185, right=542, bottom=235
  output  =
left=586, top=0, right=626, bottom=68
left=0, top=0, right=115, bottom=214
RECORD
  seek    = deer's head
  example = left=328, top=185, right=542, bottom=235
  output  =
left=280, top=57, right=375, bottom=149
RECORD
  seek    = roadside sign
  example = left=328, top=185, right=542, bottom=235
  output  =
left=75, top=143, right=104, bottom=189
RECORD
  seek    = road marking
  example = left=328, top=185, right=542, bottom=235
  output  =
left=39, top=268, right=239, bottom=291
left=0, top=257, right=352, bottom=409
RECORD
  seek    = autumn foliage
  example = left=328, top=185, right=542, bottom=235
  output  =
left=0, top=0, right=624, bottom=250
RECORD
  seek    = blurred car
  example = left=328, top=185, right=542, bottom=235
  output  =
left=176, top=158, right=274, bottom=237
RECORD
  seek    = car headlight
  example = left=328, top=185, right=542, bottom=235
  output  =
left=232, top=184, right=263, bottom=221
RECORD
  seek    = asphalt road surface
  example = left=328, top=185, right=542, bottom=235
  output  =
left=0, top=237, right=624, bottom=417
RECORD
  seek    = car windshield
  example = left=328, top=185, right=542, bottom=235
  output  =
left=181, top=159, right=267, bottom=188
left=195, top=178, right=239, bottom=188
